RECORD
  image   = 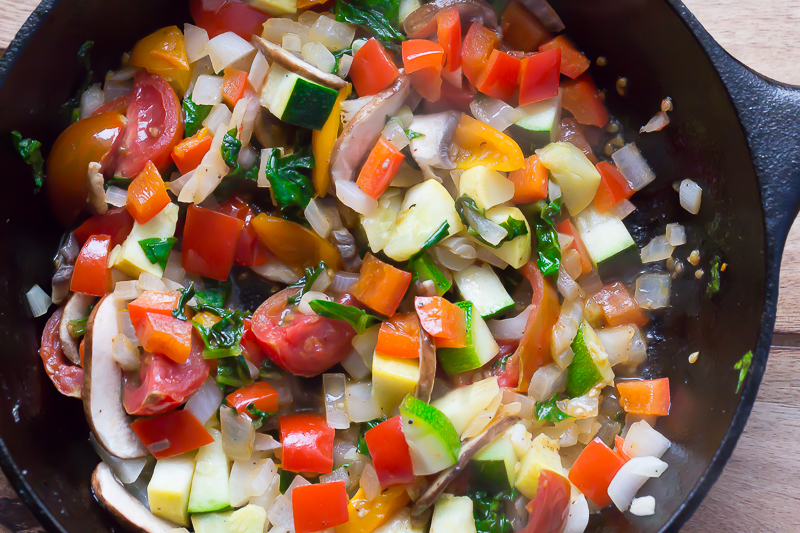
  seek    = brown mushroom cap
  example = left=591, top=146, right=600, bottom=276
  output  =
left=403, top=0, right=498, bottom=39
left=59, top=292, right=95, bottom=365
left=252, top=35, right=347, bottom=90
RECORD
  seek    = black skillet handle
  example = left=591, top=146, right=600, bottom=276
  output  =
left=674, top=2, right=800, bottom=261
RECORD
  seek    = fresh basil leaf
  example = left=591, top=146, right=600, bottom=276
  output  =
left=11, top=132, right=45, bottom=193
left=308, top=300, right=382, bottom=334
left=357, top=417, right=387, bottom=457
left=216, top=354, right=252, bottom=389
left=173, top=282, right=196, bottom=321
left=214, top=128, right=262, bottom=201
left=195, top=281, right=232, bottom=309
left=707, top=255, right=721, bottom=297
left=138, top=237, right=177, bottom=270
left=469, top=488, right=518, bottom=533
left=183, top=99, right=213, bottom=137
left=221, top=128, right=241, bottom=169
left=734, top=350, right=753, bottom=393
left=406, top=130, right=424, bottom=140
left=264, top=147, right=315, bottom=213
left=287, top=261, right=328, bottom=305
left=529, top=197, right=561, bottom=278
left=335, top=0, right=405, bottom=48
left=62, top=40, right=94, bottom=122
left=534, top=394, right=571, bottom=423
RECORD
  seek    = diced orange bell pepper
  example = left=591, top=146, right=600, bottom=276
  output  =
left=171, top=126, right=213, bottom=175
left=556, top=220, right=592, bottom=275
left=516, top=262, right=559, bottom=391
left=414, top=296, right=466, bottom=348
left=592, top=282, right=648, bottom=327
left=251, top=213, right=342, bottom=271
left=293, top=482, right=350, bottom=533
left=227, top=381, right=279, bottom=416
left=349, top=38, right=400, bottom=97
left=222, top=67, right=249, bottom=107
left=351, top=254, right=412, bottom=317
left=128, top=290, right=182, bottom=328
left=375, top=313, right=421, bottom=359
left=561, top=74, right=609, bottom=128
left=509, top=154, right=548, bottom=203
left=500, top=0, right=552, bottom=52
left=402, top=39, right=444, bottom=73
left=568, top=438, right=626, bottom=508
left=475, top=49, right=521, bottom=104
left=356, top=136, right=406, bottom=199
left=335, top=487, right=410, bottom=533
left=594, top=161, right=634, bottom=213
left=539, top=35, right=590, bottom=80
left=617, top=378, right=671, bottom=416
left=70, top=235, right=112, bottom=297
left=126, top=161, right=171, bottom=224
left=136, top=312, right=193, bottom=364
left=451, top=115, right=524, bottom=171
left=462, top=22, right=498, bottom=86
left=437, top=7, right=462, bottom=72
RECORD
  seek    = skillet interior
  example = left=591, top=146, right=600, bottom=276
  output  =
left=0, top=0, right=766, bottom=532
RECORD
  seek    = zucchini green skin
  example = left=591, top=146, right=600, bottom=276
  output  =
left=280, top=77, right=338, bottom=130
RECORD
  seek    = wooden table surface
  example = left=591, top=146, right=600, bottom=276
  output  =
left=2, top=1, right=800, bottom=531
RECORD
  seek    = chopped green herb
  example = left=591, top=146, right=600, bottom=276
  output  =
left=455, top=195, right=529, bottom=249
left=214, top=128, right=262, bottom=201
left=333, top=47, right=353, bottom=75
left=469, top=488, right=518, bottom=533
left=246, top=402, right=276, bottom=430
left=308, top=300, right=382, bottom=334
left=406, top=130, right=424, bottom=140
left=216, top=354, right=252, bottom=389
left=734, top=351, right=753, bottom=393
left=529, top=197, right=562, bottom=278
left=264, top=147, right=316, bottom=214
left=259, top=358, right=281, bottom=378
left=287, top=261, right=328, bottom=305
left=104, top=176, right=134, bottom=191
left=335, top=0, right=405, bottom=48
left=357, top=417, right=387, bottom=457
left=707, top=255, right=721, bottom=297
left=414, top=221, right=450, bottom=258
left=280, top=471, right=298, bottom=493
left=138, top=237, right=177, bottom=270
left=68, top=317, right=88, bottom=338
left=192, top=306, right=248, bottom=359
left=183, top=99, right=213, bottom=137
left=172, top=282, right=196, bottom=321
left=62, top=40, right=94, bottom=123
left=11, top=132, right=45, bottom=193
left=221, top=128, right=242, bottom=169
left=195, top=280, right=232, bottom=309
left=534, top=395, right=571, bottom=423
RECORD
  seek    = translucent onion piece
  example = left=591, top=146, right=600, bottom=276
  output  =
left=248, top=51, right=270, bottom=94
left=163, top=251, right=186, bottom=283
left=282, top=34, right=302, bottom=53
left=528, top=363, right=567, bottom=403
left=116, top=309, right=140, bottom=346
left=340, top=96, right=372, bottom=128
left=320, top=467, right=350, bottom=489
left=475, top=245, right=509, bottom=269
left=488, top=306, right=532, bottom=341
left=301, top=42, right=335, bottom=74
left=167, top=170, right=194, bottom=196
left=622, top=420, right=671, bottom=459
left=286, top=474, right=311, bottom=497
left=254, top=433, right=281, bottom=452
left=229, top=456, right=260, bottom=507
left=262, top=18, right=310, bottom=46
left=548, top=179, right=562, bottom=201
left=192, top=75, right=224, bottom=105
left=640, top=235, right=674, bottom=263
left=635, top=273, right=671, bottom=309
left=629, top=496, right=656, bottom=516
left=502, top=389, right=536, bottom=420
left=557, top=265, right=580, bottom=301
left=470, top=95, right=522, bottom=132
left=333, top=439, right=358, bottom=468
left=551, top=299, right=583, bottom=357
left=257, top=148, right=273, bottom=188
left=80, top=83, right=105, bottom=120
left=251, top=262, right=302, bottom=285
left=220, top=405, right=255, bottom=462
left=611, top=143, right=655, bottom=191
left=360, top=464, right=381, bottom=500
left=578, top=269, right=603, bottom=296
left=103, top=78, right=133, bottom=103
left=203, top=103, right=233, bottom=132
left=186, top=377, right=223, bottom=425
left=341, top=349, right=371, bottom=380
left=136, top=272, right=167, bottom=293
left=112, top=333, right=141, bottom=372
left=440, top=236, right=477, bottom=259
left=90, top=434, right=148, bottom=484
left=679, top=179, right=702, bottom=214
left=352, top=324, right=380, bottom=365
left=509, top=423, right=532, bottom=458
left=309, top=15, right=356, bottom=51
left=331, top=271, right=360, bottom=293
left=240, top=96, right=261, bottom=146
left=596, top=326, right=646, bottom=367
left=640, top=111, right=670, bottom=134
left=112, top=280, right=142, bottom=301
left=26, top=284, right=51, bottom=317
left=247, top=458, right=278, bottom=498
left=382, top=120, right=410, bottom=151
left=324, top=373, right=350, bottom=429
left=609, top=199, right=636, bottom=220
left=267, top=495, right=294, bottom=531
left=104, top=185, right=127, bottom=208
left=562, top=493, right=590, bottom=533
left=553, top=347, right=574, bottom=371
left=249, top=475, right=281, bottom=513
left=607, top=456, right=668, bottom=512
left=207, top=31, right=255, bottom=73
left=345, top=382, right=381, bottom=423
left=184, top=23, right=210, bottom=63
left=557, top=232, right=574, bottom=251
left=336, top=181, right=378, bottom=216
left=433, top=245, right=475, bottom=272
left=298, top=10, right=322, bottom=26
left=298, top=291, right=331, bottom=315
left=304, top=197, right=336, bottom=238
left=337, top=54, right=353, bottom=78
left=666, top=223, right=687, bottom=246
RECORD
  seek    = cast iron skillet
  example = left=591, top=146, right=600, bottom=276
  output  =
left=0, top=0, right=798, bottom=531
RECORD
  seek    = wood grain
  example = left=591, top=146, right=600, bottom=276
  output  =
left=1, top=1, right=800, bottom=532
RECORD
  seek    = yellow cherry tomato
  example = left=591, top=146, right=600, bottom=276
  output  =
left=451, top=115, right=525, bottom=171
left=129, top=26, right=191, bottom=97
left=251, top=214, right=342, bottom=270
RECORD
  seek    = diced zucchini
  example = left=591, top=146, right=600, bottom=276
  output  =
left=246, top=0, right=296, bottom=16
left=372, top=352, right=420, bottom=417
left=472, top=434, right=517, bottom=491
left=399, top=395, right=460, bottom=475
left=410, top=252, right=451, bottom=296
left=537, top=142, right=601, bottom=215
left=373, top=508, right=427, bottom=533
left=148, top=452, right=196, bottom=526
left=188, top=428, right=230, bottom=514
left=190, top=505, right=267, bottom=533
left=361, top=188, right=403, bottom=253
left=566, top=321, right=615, bottom=397
left=573, top=205, right=638, bottom=277
left=512, top=91, right=562, bottom=147
left=437, top=302, right=500, bottom=375
left=458, top=165, right=515, bottom=210
left=432, top=377, right=500, bottom=435
left=191, top=510, right=232, bottom=533
left=470, top=206, right=531, bottom=269
left=262, top=64, right=338, bottom=130
left=453, top=263, right=514, bottom=319
left=110, top=203, right=179, bottom=278
left=430, top=494, right=476, bottom=533
left=514, top=434, right=566, bottom=499
left=384, top=180, right=464, bottom=262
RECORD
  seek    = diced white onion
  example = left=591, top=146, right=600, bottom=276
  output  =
left=90, top=434, right=148, bottom=484
left=548, top=179, right=561, bottom=201
left=185, top=377, right=223, bottom=425
left=112, top=334, right=140, bottom=372
left=470, top=95, right=522, bottom=132
left=26, top=284, right=52, bottom=317
left=528, top=363, right=567, bottom=403
left=562, top=493, right=589, bottom=533
left=340, top=96, right=372, bottom=127
left=640, top=235, right=674, bottom=263
left=612, top=143, right=655, bottom=191
left=238, top=144, right=258, bottom=170
left=182, top=123, right=230, bottom=203
left=249, top=51, right=270, bottom=94
left=112, top=280, right=142, bottom=301
left=635, top=274, right=671, bottom=309
left=286, top=474, right=311, bottom=497
left=352, top=325, right=379, bottom=364
left=167, top=170, right=194, bottom=196
left=609, top=199, right=636, bottom=219
left=247, top=458, right=278, bottom=498
left=629, top=496, right=656, bottom=516
left=596, top=326, right=647, bottom=367
left=136, top=272, right=167, bottom=293
left=432, top=245, right=475, bottom=271
left=304, top=198, right=336, bottom=238
left=105, top=185, right=127, bottom=207
left=331, top=271, right=360, bottom=293
left=336, top=181, right=378, bottom=216
left=103, top=78, right=133, bottom=103
left=267, top=495, right=294, bottom=531
left=298, top=11, right=322, bottom=26
left=184, top=23, right=210, bottom=63
left=351, top=38, right=367, bottom=54
left=345, top=382, right=381, bottom=422
left=488, top=306, right=532, bottom=341
left=240, top=96, right=261, bottom=146
left=438, top=234, right=478, bottom=260
left=204, top=102, right=233, bottom=132
left=679, top=179, right=702, bottom=214
left=382, top=120, right=410, bottom=151
left=192, top=75, right=224, bottom=105
left=607, top=456, right=668, bottom=512
left=301, top=42, right=335, bottom=74
left=551, top=299, right=583, bottom=357
left=298, top=291, right=331, bottom=315
left=220, top=405, right=255, bottom=462
left=188, top=56, right=214, bottom=96
left=324, top=373, right=351, bottom=429
left=263, top=17, right=310, bottom=44
left=207, top=31, right=255, bottom=73
left=553, top=347, right=574, bottom=370
left=249, top=475, right=281, bottom=513
left=163, top=251, right=186, bottom=284
left=475, top=245, right=509, bottom=269
left=557, top=232, right=574, bottom=251
left=623, top=420, right=671, bottom=459
left=116, top=309, right=140, bottom=346
left=257, top=148, right=273, bottom=188
left=282, top=34, right=303, bottom=53
left=309, top=16, right=356, bottom=52
left=80, top=83, right=105, bottom=120
left=502, top=389, right=536, bottom=420
left=666, top=223, right=686, bottom=246
left=578, top=269, right=603, bottom=296
left=251, top=262, right=302, bottom=285
left=341, top=349, right=371, bottom=380
left=254, top=433, right=281, bottom=452
left=640, top=111, right=670, bottom=134
left=229, top=457, right=259, bottom=507
left=337, top=54, right=353, bottom=78
left=320, top=467, right=350, bottom=489
left=508, top=423, right=532, bottom=457
left=360, top=464, right=381, bottom=499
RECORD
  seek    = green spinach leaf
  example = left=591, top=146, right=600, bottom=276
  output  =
left=172, top=283, right=196, bottom=321
left=195, top=280, right=232, bottom=309
left=183, top=99, right=213, bottom=137
left=534, top=395, right=571, bottom=423
left=470, top=489, right=518, bottom=533
left=455, top=195, right=528, bottom=249
left=192, top=306, right=248, bottom=359
left=335, top=0, right=405, bottom=48
left=104, top=176, right=134, bottom=190
left=11, top=132, right=45, bottom=193
left=138, top=237, right=177, bottom=270
left=308, top=300, right=382, bottom=334
left=357, top=417, right=387, bottom=457
left=264, top=147, right=316, bottom=213
left=529, top=197, right=562, bottom=278
left=287, top=261, right=328, bottom=305
left=216, top=354, right=252, bottom=389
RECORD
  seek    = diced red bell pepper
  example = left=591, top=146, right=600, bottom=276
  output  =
left=126, top=161, right=171, bottom=225
left=594, top=162, right=634, bottom=213
left=375, top=313, right=421, bottom=359
left=402, top=39, right=444, bottom=74
left=70, top=235, right=112, bottom=297
left=280, top=414, right=335, bottom=474
left=556, top=220, right=592, bottom=275
left=349, top=38, right=399, bottom=97
left=352, top=254, right=413, bottom=317
left=508, top=154, right=548, bottom=203
left=171, top=126, right=213, bottom=175
left=614, top=435, right=631, bottom=462
left=539, top=35, right=590, bottom=79
left=561, top=74, right=609, bottom=128
left=136, top=312, right=193, bottom=364
left=365, top=416, right=415, bottom=487
left=617, top=378, right=671, bottom=416
left=227, top=381, right=280, bottom=416
left=518, top=48, right=561, bottom=106
left=475, top=50, right=521, bottom=104
left=500, top=0, right=552, bottom=52
left=292, top=481, right=350, bottom=533
left=217, top=197, right=273, bottom=267
left=130, top=409, right=215, bottom=459
left=592, top=282, right=648, bottom=327
left=356, top=136, right=407, bottom=199
left=127, top=290, right=182, bottom=328
left=73, top=207, right=134, bottom=248
left=222, top=67, right=249, bottom=107
left=410, top=66, right=443, bottom=103
left=462, top=22, right=498, bottom=86
left=182, top=205, right=244, bottom=281
left=414, top=296, right=466, bottom=348
left=568, top=438, right=626, bottom=508
left=437, top=7, right=462, bottom=72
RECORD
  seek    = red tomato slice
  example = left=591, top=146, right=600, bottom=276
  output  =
left=218, top=197, right=273, bottom=267
left=280, top=414, right=335, bottom=474
left=251, top=288, right=357, bottom=377
left=123, top=333, right=211, bottom=416
left=365, top=416, right=415, bottom=487
left=522, top=471, right=571, bottom=533
left=182, top=205, right=245, bottom=281
left=40, top=308, right=83, bottom=398
left=116, top=71, right=184, bottom=178
left=130, top=410, right=215, bottom=459
left=190, top=0, right=271, bottom=40
left=73, top=207, right=133, bottom=248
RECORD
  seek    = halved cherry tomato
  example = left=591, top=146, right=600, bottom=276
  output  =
left=128, top=291, right=182, bottom=328
left=356, top=136, right=406, bottom=199
left=190, top=0, right=271, bottom=40
left=352, top=254, right=412, bottom=317
left=227, top=381, right=279, bottom=416
left=437, top=7, right=461, bottom=72
left=130, top=409, right=215, bottom=459
left=568, top=438, right=625, bottom=508
left=71, top=235, right=112, bottom=297
left=617, top=378, right=671, bottom=416
left=349, top=38, right=399, bottom=97
left=409, top=67, right=443, bottom=103
left=40, top=308, right=83, bottom=398
left=594, top=161, right=634, bottom=213
left=123, top=332, right=211, bottom=416
left=136, top=312, right=193, bottom=364
left=222, top=67, right=250, bottom=107
left=129, top=26, right=191, bottom=96
left=556, top=220, right=592, bottom=275
left=402, top=40, right=444, bottom=74
left=475, top=50, right=521, bottom=103
left=126, top=161, right=171, bottom=224
left=73, top=207, right=133, bottom=248
left=492, top=340, right=520, bottom=389
left=414, top=296, right=466, bottom=348
left=293, top=482, right=350, bottom=533
left=182, top=205, right=245, bottom=281
left=509, top=155, right=548, bottom=203
left=500, top=1, right=552, bottom=52
left=539, top=35, right=590, bottom=79
left=280, top=414, right=335, bottom=474
left=451, top=115, right=524, bottom=171
left=217, top=197, right=273, bottom=267
left=251, top=213, right=342, bottom=271
left=516, top=262, right=559, bottom=391
left=365, top=416, right=415, bottom=488
left=462, top=22, right=498, bottom=86
left=591, top=282, right=648, bottom=327
left=116, top=72, right=184, bottom=178
left=251, top=288, right=357, bottom=377
left=518, top=48, right=561, bottom=106
left=521, top=470, right=571, bottom=533
left=45, top=112, right=126, bottom=226
left=172, top=127, right=213, bottom=175
left=561, top=74, right=609, bottom=128
left=375, top=313, right=420, bottom=359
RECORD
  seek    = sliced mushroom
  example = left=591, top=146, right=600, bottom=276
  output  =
left=92, top=462, right=176, bottom=533
left=59, top=292, right=96, bottom=365
left=87, top=162, right=108, bottom=215
left=411, top=415, right=520, bottom=515
left=403, top=0, right=498, bottom=39
left=252, top=36, right=347, bottom=90
left=333, top=228, right=362, bottom=272
left=84, top=295, right=148, bottom=459
left=330, top=76, right=411, bottom=186
left=52, top=233, right=80, bottom=305
left=408, top=112, right=462, bottom=180
left=414, top=327, right=437, bottom=404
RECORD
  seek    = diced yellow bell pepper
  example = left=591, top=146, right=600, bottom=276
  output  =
left=194, top=311, right=222, bottom=329
left=334, top=487, right=411, bottom=533
left=451, top=115, right=524, bottom=172
left=312, top=84, right=352, bottom=196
